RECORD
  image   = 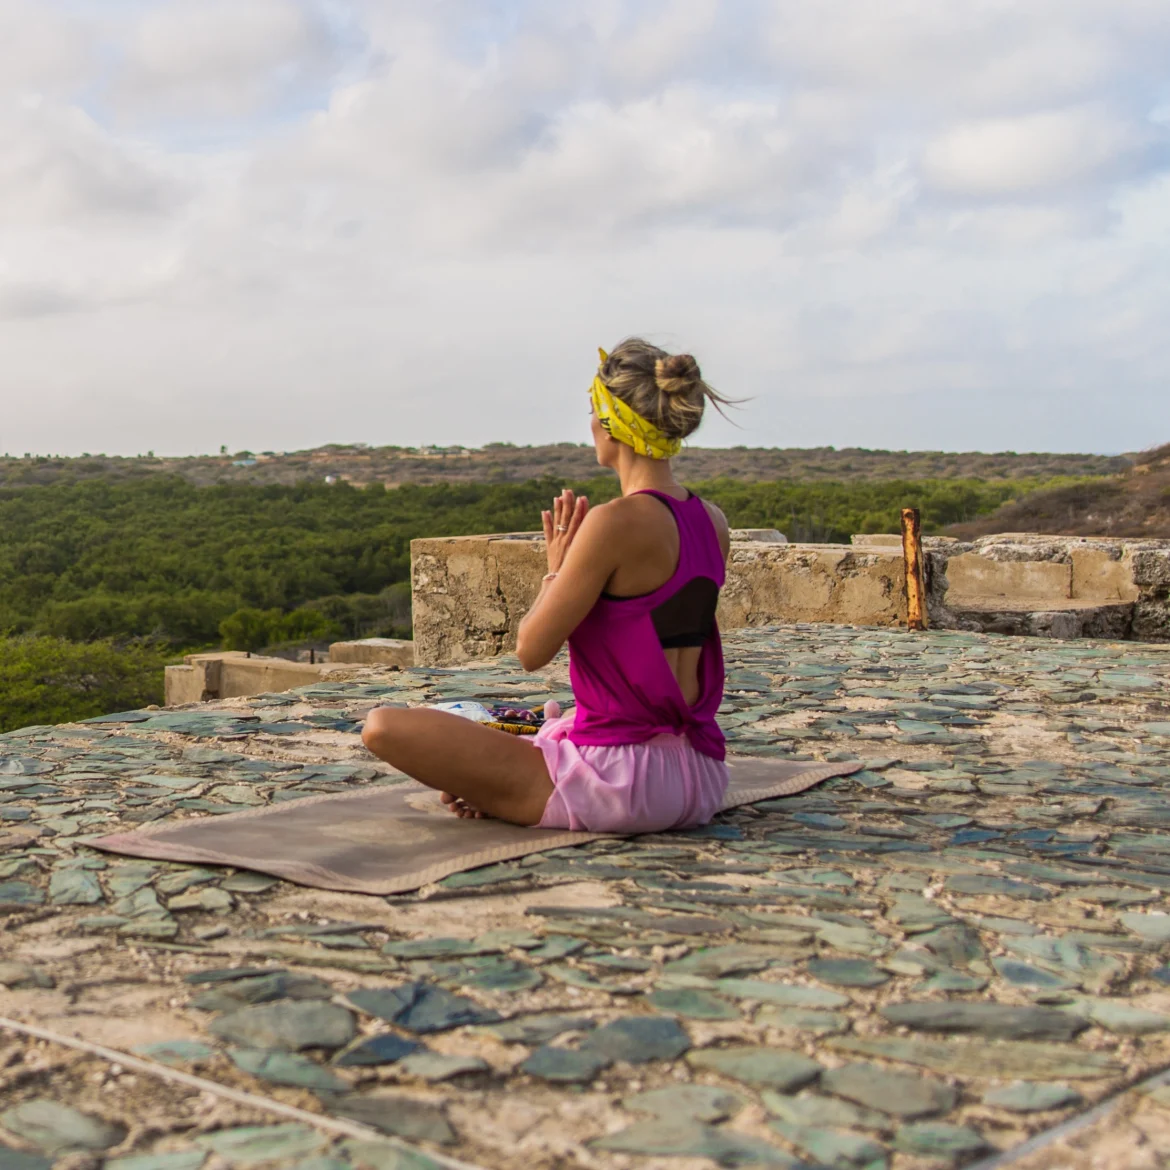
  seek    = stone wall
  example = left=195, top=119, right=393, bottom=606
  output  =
left=163, top=638, right=415, bottom=705
left=925, top=535, right=1170, bottom=642
left=411, top=533, right=908, bottom=666
left=411, top=531, right=1170, bottom=665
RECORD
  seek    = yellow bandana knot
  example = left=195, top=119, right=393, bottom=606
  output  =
left=590, top=347, right=682, bottom=460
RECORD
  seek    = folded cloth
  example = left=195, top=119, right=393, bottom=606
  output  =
left=530, top=713, right=729, bottom=833
left=428, top=699, right=566, bottom=736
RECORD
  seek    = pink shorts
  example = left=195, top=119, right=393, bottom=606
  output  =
left=530, top=714, right=729, bottom=833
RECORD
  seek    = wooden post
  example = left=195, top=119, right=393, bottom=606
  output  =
left=901, top=507, right=928, bottom=631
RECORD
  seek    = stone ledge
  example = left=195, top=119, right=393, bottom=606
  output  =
left=413, top=531, right=1170, bottom=665
left=164, top=653, right=361, bottom=705
left=328, top=638, right=415, bottom=667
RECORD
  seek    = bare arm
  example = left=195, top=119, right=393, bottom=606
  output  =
left=704, top=499, right=732, bottom=563
left=516, top=494, right=625, bottom=671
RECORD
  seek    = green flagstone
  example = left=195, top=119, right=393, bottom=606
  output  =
left=893, top=1122, right=989, bottom=1158
left=0, top=881, right=44, bottom=908
left=769, top=1121, right=888, bottom=1170
left=592, top=1119, right=797, bottom=1166
left=581, top=1017, right=691, bottom=1062
left=762, top=1091, right=886, bottom=1131
left=132, top=1040, right=217, bottom=1067
left=687, top=1046, right=822, bottom=1091
left=169, top=886, right=233, bottom=913
left=1003, top=936, right=1124, bottom=990
left=1072, top=999, right=1170, bottom=1035
left=881, top=1002, right=1086, bottom=1042
left=624, top=1085, right=745, bottom=1122
left=993, top=958, right=1074, bottom=989
left=807, top=958, right=889, bottom=988
left=209, top=1001, right=355, bottom=1051
left=340, top=1140, right=444, bottom=1170
left=346, top=982, right=500, bottom=1033
left=826, top=1036, right=1121, bottom=1079
left=1120, top=912, right=1170, bottom=943
left=822, top=1063, right=955, bottom=1118
left=106, top=1151, right=207, bottom=1170
left=107, top=865, right=159, bottom=898
left=982, top=1082, right=1082, bottom=1112
left=382, top=937, right=499, bottom=960
left=0, top=1100, right=126, bottom=1155
left=481, top=1014, right=596, bottom=1045
left=755, top=1006, right=848, bottom=1035
left=395, top=1051, right=489, bottom=1080
left=195, top=1125, right=327, bottom=1164
left=707, top=979, right=850, bottom=1008
left=945, top=873, right=1051, bottom=900
left=520, top=1046, right=609, bottom=1082
left=333, top=1033, right=420, bottom=1067
left=647, top=988, right=739, bottom=1020
left=156, top=869, right=220, bottom=896
left=665, top=943, right=796, bottom=978
left=229, top=1048, right=348, bottom=1092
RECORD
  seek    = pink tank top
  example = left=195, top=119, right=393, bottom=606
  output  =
left=567, top=490, right=727, bottom=761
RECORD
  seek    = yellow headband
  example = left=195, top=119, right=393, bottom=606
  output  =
left=590, top=347, right=682, bottom=461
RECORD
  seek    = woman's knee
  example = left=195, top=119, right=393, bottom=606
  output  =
left=361, top=705, right=406, bottom=754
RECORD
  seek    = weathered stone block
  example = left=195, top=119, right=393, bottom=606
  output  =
left=1071, top=547, right=1140, bottom=602
left=163, top=653, right=356, bottom=705
left=163, top=664, right=206, bottom=706
left=946, top=554, right=1071, bottom=601
left=412, top=534, right=907, bottom=666
left=328, top=638, right=415, bottom=667
left=719, top=544, right=905, bottom=631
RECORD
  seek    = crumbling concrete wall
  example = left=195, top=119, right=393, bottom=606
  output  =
left=925, top=535, right=1170, bottom=642
left=412, top=531, right=1170, bottom=665
left=163, top=651, right=391, bottom=705
left=412, top=534, right=906, bottom=666
left=719, top=544, right=906, bottom=630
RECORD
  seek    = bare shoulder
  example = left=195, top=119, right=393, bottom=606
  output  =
left=574, top=495, right=646, bottom=543
left=701, top=500, right=731, bottom=560
left=581, top=493, right=675, bottom=548
left=588, top=493, right=665, bottom=526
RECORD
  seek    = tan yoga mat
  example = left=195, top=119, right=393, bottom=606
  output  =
left=88, top=758, right=864, bottom=895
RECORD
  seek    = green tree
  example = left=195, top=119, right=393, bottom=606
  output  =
left=0, top=636, right=169, bottom=733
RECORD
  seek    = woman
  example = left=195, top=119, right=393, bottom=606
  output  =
left=362, top=338, right=733, bottom=832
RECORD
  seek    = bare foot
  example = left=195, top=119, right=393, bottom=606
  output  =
left=440, top=791, right=486, bottom=819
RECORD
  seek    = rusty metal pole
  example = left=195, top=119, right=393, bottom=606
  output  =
left=901, top=507, right=928, bottom=631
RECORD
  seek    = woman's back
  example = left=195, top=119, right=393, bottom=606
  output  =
left=600, top=490, right=730, bottom=705
left=566, top=489, right=730, bottom=760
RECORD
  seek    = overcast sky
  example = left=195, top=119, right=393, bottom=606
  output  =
left=2, top=0, right=1168, bottom=457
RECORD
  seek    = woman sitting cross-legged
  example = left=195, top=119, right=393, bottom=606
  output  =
left=362, top=338, right=734, bottom=832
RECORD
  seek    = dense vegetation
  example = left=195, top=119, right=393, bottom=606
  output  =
left=948, top=442, right=1170, bottom=540
left=0, top=444, right=1127, bottom=490
left=0, top=636, right=170, bottom=732
left=0, top=471, right=1086, bottom=732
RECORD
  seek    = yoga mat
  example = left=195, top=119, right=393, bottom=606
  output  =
left=89, top=758, right=864, bottom=895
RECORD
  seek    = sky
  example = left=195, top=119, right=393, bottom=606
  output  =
left=1, top=0, right=1168, bottom=458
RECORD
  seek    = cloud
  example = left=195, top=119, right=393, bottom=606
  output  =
left=921, top=106, right=1147, bottom=196
left=0, top=0, right=1168, bottom=455
left=111, top=0, right=341, bottom=119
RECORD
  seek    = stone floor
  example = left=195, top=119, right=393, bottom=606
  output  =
left=3, top=624, right=1170, bottom=1170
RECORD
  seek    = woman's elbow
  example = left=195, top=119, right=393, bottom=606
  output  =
left=516, top=635, right=550, bottom=673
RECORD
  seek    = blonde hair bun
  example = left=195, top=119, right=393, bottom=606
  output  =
left=600, top=337, right=736, bottom=444
left=654, top=353, right=700, bottom=396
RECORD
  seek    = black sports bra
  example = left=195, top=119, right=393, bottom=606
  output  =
left=601, top=493, right=719, bottom=649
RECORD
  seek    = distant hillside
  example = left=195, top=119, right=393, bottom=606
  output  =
left=0, top=444, right=1131, bottom=489
left=947, top=443, right=1170, bottom=539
